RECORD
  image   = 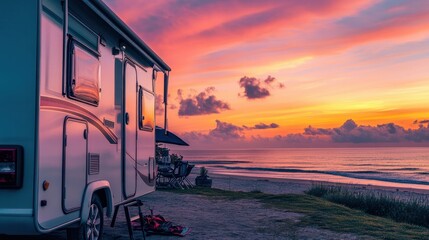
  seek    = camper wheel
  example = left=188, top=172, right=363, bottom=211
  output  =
left=67, top=195, right=104, bottom=240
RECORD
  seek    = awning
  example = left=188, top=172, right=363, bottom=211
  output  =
left=155, top=126, right=189, bottom=146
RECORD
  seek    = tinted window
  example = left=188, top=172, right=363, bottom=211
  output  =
left=69, top=43, right=100, bottom=105
left=139, top=87, right=155, bottom=131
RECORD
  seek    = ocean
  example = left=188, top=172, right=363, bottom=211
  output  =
left=174, top=147, right=429, bottom=190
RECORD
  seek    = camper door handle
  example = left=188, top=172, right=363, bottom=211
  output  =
left=125, top=112, right=129, bottom=125
left=83, top=129, right=88, bottom=139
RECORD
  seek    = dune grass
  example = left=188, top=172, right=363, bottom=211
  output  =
left=306, top=184, right=429, bottom=228
left=162, top=187, right=429, bottom=239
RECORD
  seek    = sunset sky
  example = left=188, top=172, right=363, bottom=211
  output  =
left=105, top=0, right=429, bottom=148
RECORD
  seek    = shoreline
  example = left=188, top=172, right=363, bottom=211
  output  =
left=205, top=172, right=429, bottom=200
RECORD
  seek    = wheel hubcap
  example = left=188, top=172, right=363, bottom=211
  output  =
left=86, top=203, right=101, bottom=240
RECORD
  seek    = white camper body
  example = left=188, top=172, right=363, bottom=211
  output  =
left=0, top=0, right=170, bottom=237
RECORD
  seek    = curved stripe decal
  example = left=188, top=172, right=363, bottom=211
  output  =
left=40, top=96, right=118, bottom=144
left=136, top=168, right=155, bottom=186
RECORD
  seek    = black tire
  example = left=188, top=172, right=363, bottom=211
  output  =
left=67, top=195, right=104, bottom=240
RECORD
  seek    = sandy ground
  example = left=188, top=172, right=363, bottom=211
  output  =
left=5, top=173, right=429, bottom=240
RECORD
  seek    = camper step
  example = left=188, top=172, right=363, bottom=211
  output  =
left=111, top=199, right=146, bottom=240
left=130, top=215, right=140, bottom=223
left=124, top=199, right=144, bottom=207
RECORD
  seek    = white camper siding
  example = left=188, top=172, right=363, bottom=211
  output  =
left=38, top=6, right=79, bottom=229
left=86, top=43, right=122, bottom=205
left=37, top=1, right=124, bottom=229
left=1, top=0, right=169, bottom=235
left=0, top=1, right=39, bottom=234
left=136, top=66, right=157, bottom=195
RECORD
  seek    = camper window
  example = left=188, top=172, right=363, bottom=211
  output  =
left=139, top=87, right=155, bottom=131
left=68, top=43, right=100, bottom=106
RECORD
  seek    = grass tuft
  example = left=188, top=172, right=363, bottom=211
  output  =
left=306, top=184, right=429, bottom=228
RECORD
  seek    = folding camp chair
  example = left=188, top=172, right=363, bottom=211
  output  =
left=182, top=163, right=195, bottom=188
left=155, top=146, right=182, bottom=189
left=156, top=163, right=183, bottom=189
left=174, top=162, right=194, bottom=189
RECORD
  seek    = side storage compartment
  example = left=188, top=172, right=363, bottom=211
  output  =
left=63, top=117, right=88, bottom=212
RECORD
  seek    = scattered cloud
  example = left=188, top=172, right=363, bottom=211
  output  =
left=264, top=76, right=276, bottom=85
left=304, top=126, right=334, bottom=135
left=301, top=119, right=408, bottom=143
left=296, top=119, right=429, bottom=144
left=239, top=75, right=283, bottom=100
left=182, top=119, right=429, bottom=148
left=183, top=120, right=244, bottom=142
left=209, top=120, right=244, bottom=140
left=243, top=123, right=279, bottom=130
left=414, top=119, right=429, bottom=124
left=239, top=76, right=270, bottom=99
left=177, top=87, right=230, bottom=116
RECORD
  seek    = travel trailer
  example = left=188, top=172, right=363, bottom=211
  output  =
left=0, top=0, right=170, bottom=239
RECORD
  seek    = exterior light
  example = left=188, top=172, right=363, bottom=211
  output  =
left=0, top=146, right=23, bottom=188
left=43, top=180, right=50, bottom=191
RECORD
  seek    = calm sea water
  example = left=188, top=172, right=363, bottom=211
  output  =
left=174, top=147, right=429, bottom=190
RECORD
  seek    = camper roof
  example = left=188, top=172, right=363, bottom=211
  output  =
left=83, top=0, right=171, bottom=72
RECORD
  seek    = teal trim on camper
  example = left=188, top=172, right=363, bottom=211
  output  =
left=0, top=0, right=38, bottom=219
left=68, top=14, right=99, bottom=52
left=42, top=0, right=63, bottom=22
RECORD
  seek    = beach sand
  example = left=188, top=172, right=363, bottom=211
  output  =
left=6, top=173, right=429, bottom=240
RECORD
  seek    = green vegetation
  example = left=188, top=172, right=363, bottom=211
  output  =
left=199, top=167, right=208, bottom=177
left=162, top=187, right=429, bottom=239
left=306, top=184, right=429, bottom=228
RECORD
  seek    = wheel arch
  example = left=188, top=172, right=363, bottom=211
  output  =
left=80, top=180, right=113, bottom=225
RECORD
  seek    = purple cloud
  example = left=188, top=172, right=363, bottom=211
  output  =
left=301, top=119, right=408, bottom=143
left=177, top=87, right=230, bottom=116
left=183, top=120, right=244, bottom=142
left=182, top=119, right=429, bottom=148
left=243, top=123, right=279, bottom=130
left=301, top=119, right=427, bottom=144
left=406, top=124, right=429, bottom=142
left=239, top=75, right=283, bottom=100
left=260, top=120, right=429, bottom=146
left=331, top=122, right=406, bottom=143
left=304, top=126, right=334, bottom=135
left=209, top=120, right=244, bottom=140
left=239, top=76, right=270, bottom=99
left=416, top=120, right=429, bottom=124
left=264, top=75, right=276, bottom=85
